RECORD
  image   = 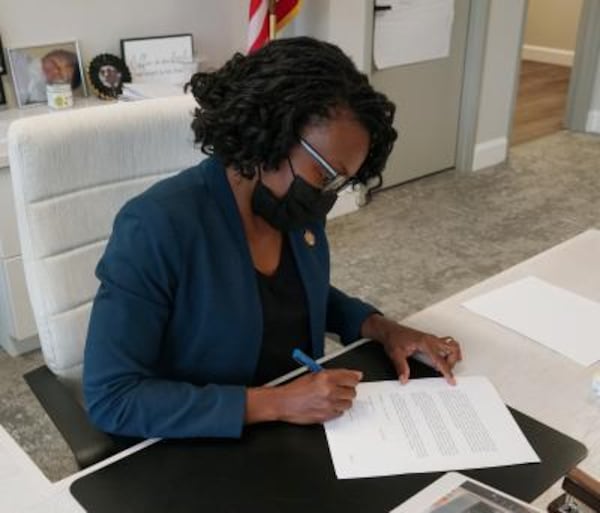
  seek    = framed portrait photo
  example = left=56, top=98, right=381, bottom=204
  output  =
left=7, top=40, right=87, bottom=108
left=121, top=33, right=194, bottom=85
left=88, top=53, right=131, bottom=99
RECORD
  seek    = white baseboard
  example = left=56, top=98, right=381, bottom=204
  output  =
left=327, top=188, right=361, bottom=219
left=522, top=44, right=574, bottom=67
left=472, top=137, right=508, bottom=171
left=586, top=110, right=600, bottom=134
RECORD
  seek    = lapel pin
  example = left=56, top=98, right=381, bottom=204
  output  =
left=304, top=229, right=316, bottom=247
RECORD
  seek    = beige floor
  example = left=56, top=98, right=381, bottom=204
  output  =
left=0, top=130, right=599, bottom=484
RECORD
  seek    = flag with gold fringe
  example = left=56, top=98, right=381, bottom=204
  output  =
left=247, top=0, right=302, bottom=53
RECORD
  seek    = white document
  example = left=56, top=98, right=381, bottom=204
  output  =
left=462, top=276, right=600, bottom=366
left=324, top=377, right=539, bottom=479
left=390, top=472, right=542, bottom=513
left=374, top=0, right=455, bottom=69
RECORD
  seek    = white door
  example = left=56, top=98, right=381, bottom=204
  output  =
left=371, top=0, right=471, bottom=188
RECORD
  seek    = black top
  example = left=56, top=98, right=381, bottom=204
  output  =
left=252, top=237, right=312, bottom=385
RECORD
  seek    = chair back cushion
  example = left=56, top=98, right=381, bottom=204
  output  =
left=8, top=95, right=202, bottom=384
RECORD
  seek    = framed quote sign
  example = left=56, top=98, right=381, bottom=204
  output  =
left=120, top=33, right=194, bottom=85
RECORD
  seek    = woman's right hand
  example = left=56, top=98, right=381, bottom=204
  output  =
left=245, top=369, right=363, bottom=425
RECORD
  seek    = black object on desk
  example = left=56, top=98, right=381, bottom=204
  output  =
left=70, top=341, right=587, bottom=513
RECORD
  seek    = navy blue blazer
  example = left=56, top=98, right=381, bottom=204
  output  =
left=83, top=157, right=378, bottom=439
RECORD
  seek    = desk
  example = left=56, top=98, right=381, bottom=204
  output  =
left=402, top=228, right=600, bottom=507
left=69, top=339, right=585, bottom=512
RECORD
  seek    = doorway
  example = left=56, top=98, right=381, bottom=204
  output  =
left=510, top=0, right=584, bottom=146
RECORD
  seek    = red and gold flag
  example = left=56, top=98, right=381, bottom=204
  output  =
left=247, top=0, right=302, bottom=54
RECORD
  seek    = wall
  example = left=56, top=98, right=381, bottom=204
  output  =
left=0, top=0, right=354, bottom=106
left=282, top=0, right=330, bottom=42
left=0, top=0, right=366, bottom=216
left=0, top=0, right=551, bottom=171
left=524, top=0, right=582, bottom=51
left=282, top=0, right=370, bottom=73
left=326, top=0, right=532, bottom=173
left=326, top=0, right=371, bottom=73
left=472, top=0, right=526, bottom=170
left=522, top=0, right=583, bottom=65
left=0, top=0, right=248, bottom=108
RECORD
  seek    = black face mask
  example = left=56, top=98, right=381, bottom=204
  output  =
left=251, top=170, right=338, bottom=231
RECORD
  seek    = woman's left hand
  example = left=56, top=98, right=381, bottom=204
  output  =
left=361, top=314, right=462, bottom=385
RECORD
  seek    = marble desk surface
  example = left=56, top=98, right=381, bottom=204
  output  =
left=402, top=228, right=600, bottom=509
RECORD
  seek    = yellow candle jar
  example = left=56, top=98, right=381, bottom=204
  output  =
left=46, top=82, right=73, bottom=109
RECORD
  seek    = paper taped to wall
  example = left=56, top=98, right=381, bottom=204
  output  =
left=374, top=0, right=455, bottom=69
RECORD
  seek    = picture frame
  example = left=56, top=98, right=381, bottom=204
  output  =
left=7, top=40, right=87, bottom=108
left=120, top=33, right=194, bottom=85
left=0, top=36, right=6, bottom=75
left=88, top=53, right=131, bottom=99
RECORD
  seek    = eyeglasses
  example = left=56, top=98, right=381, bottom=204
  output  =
left=299, top=138, right=353, bottom=194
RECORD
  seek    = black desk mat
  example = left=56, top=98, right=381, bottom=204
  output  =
left=71, top=341, right=587, bottom=513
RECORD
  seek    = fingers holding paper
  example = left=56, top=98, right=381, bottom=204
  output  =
left=361, top=314, right=462, bottom=386
left=391, top=333, right=461, bottom=385
left=424, top=335, right=463, bottom=383
left=438, top=336, right=462, bottom=368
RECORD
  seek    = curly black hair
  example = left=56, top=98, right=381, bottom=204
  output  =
left=186, top=36, right=397, bottom=183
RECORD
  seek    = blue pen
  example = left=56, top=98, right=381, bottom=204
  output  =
left=292, top=348, right=323, bottom=373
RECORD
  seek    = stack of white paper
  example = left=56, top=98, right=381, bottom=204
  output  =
left=462, top=276, right=600, bottom=366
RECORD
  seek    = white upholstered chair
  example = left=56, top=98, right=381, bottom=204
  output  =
left=8, top=95, right=202, bottom=467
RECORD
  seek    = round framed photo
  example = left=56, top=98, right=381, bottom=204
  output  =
left=88, top=53, right=131, bottom=99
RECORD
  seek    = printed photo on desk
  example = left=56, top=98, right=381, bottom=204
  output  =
left=120, top=33, right=194, bottom=85
left=7, top=40, right=87, bottom=108
left=391, top=472, right=541, bottom=513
